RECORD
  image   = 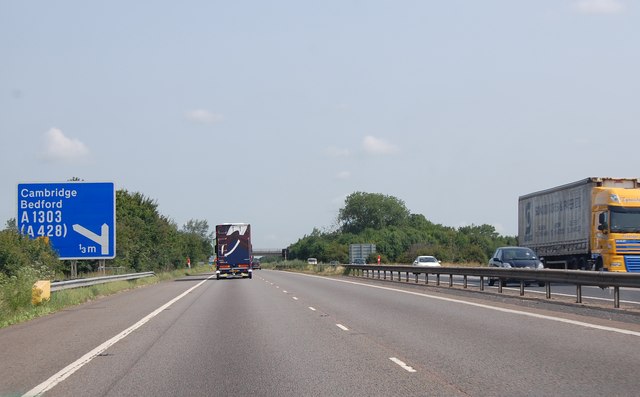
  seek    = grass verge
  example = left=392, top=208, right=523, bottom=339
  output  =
left=0, top=265, right=210, bottom=329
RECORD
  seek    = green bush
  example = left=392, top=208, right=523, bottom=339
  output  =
left=0, top=230, right=59, bottom=277
left=0, top=265, right=210, bottom=328
left=0, top=265, right=53, bottom=313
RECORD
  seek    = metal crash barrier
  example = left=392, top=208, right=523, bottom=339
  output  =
left=345, top=265, right=640, bottom=309
left=50, top=272, right=156, bottom=292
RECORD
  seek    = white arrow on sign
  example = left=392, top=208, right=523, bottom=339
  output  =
left=72, top=223, right=109, bottom=255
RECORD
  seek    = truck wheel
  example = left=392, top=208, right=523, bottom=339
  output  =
left=568, top=258, right=578, bottom=270
left=578, top=258, right=588, bottom=271
left=595, top=258, right=603, bottom=271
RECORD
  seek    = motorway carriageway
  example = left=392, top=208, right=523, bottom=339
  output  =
left=1, top=270, right=639, bottom=397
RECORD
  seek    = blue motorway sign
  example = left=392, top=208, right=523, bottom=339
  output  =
left=17, top=182, right=116, bottom=260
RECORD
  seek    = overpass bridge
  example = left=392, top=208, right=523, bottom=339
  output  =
left=253, top=248, right=285, bottom=257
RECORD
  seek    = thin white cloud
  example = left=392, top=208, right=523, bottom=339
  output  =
left=185, top=109, right=224, bottom=124
left=41, top=128, right=90, bottom=163
left=574, top=0, right=624, bottom=14
left=363, top=135, right=400, bottom=155
left=326, top=146, right=351, bottom=157
left=336, top=171, right=351, bottom=180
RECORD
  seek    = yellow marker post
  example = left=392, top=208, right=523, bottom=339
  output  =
left=32, top=280, right=51, bottom=305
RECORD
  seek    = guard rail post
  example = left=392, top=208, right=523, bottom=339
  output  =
left=449, top=274, right=453, bottom=287
left=576, top=285, right=582, bottom=304
left=520, top=281, right=525, bottom=296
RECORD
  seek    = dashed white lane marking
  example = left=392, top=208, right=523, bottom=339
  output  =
left=23, top=274, right=217, bottom=397
left=309, top=307, right=316, bottom=311
left=336, top=324, right=349, bottom=331
left=293, top=297, right=298, bottom=300
left=283, top=290, right=288, bottom=293
left=390, top=357, right=417, bottom=373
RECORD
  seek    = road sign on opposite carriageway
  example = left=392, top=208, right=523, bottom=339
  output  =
left=17, top=182, right=116, bottom=260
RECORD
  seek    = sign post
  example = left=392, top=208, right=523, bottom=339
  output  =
left=17, top=182, right=116, bottom=264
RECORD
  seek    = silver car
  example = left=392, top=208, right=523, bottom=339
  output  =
left=412, top=256, right=441, bottom=267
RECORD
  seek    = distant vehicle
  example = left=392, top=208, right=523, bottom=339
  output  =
left=307, top=258, right=318, bottom=265
left=412, top=256, right=441, bottom=267
left=215, top=223, right=252, bottom=280
left=487, top=246, right=544, bottom=287
left=252, top=258, right=261, bottom=270
left=351, top=258, right=367, bottom=265
left=519, top=177, right=640, bottom=272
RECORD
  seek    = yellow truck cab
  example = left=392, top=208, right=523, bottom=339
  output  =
left=592, top=185, right=640, bottom=272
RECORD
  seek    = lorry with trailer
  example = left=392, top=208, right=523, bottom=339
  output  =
left=518, top=177, right=640, bottom=272
left=215, top=223, right=253, bottom=279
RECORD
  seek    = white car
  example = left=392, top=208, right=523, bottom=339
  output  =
left=412, top=256, right=441, bottom=267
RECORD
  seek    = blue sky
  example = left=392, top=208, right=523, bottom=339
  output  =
left=1, top=0, right=638, bottom=248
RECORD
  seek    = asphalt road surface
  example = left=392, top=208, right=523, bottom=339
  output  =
left=1, top=270, right=639, bottom=396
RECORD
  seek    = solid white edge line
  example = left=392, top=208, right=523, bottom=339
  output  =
left=390, top=357, right=417, bottom=373
left=23, top=274, right=216, bottom=397
left=336, top=324, right=349, bottom=331
left=282, top=272, right=640, bottom=338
